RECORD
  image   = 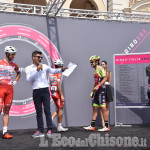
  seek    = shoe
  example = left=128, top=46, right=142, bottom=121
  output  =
left=46, top=130, right=52, bottom=138
left=2, top=132, right=13, bottom=139
left=57, top=126, right=68, bottom=132
left=83, top=125, right=95, bottom=131
left=98, top=126, right=110, bottom=132
left=31, top=131, right=44, bottom=138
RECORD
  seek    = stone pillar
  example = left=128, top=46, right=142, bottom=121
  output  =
left=108, top=0, right=129, bottom=12
left=4, top=0, right=14, bottom=3
left=0, top=0, right=14, bottom=12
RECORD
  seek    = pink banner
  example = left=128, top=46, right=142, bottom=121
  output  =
left=115, top=53, right=150, bottom=65
left=0, top=26, right=60, bottom=62
left=10, top=103, right=36, bottom=116
left=0, top=25, right=61, bottom=116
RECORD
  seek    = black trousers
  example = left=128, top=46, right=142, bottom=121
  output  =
left=33, top=87, right=53, bottom=133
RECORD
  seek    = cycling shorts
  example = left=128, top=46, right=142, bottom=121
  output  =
left=93, top=85, right=106, bottom=107
left=0, top=85, right=13, bottom=107
left=52, top=94, right=64, bottom=109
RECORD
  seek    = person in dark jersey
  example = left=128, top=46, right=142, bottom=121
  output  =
left=83, top=55, right=109, bottom=132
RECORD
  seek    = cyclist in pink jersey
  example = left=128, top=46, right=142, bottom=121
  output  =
left=0, top=46, right=21, bottom=139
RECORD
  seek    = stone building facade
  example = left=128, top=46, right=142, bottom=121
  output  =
left=1, top=0, right=150, bottom=14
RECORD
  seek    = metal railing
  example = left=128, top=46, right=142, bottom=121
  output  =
left=46, top=0, right=66, bottom=16
left=59, top=8, right=150, bottom=23
left=0, top=2, right=47, bottom=15
left=0, top=2, right=150, bottom=23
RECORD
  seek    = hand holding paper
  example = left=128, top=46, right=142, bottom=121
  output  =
left=62, top=62, right=77, bottom=77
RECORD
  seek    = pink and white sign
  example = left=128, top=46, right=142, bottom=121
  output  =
left=0, top=25, right=61, bottom=116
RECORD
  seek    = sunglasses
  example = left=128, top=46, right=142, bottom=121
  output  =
left=90, top=61, right=94, bottom=63
left=34, top=56, right=43, bottom=59
left=10, top=53, right=16, bottom=56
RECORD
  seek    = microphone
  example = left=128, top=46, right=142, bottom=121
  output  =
left=39, top=62, right=43, bottom=70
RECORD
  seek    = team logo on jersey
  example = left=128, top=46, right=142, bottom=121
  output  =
left=53, top=76, right=57, bottom=80
left=58, top=75, right=62, bottom=78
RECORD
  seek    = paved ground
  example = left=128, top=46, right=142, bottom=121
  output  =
left=0, top=125, right=150, bottom=150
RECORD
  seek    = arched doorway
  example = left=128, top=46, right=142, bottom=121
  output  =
left=131, top=0, right=150, bottom=14
left=70, top=0, right=97, bottom=10
left=68, top=0, right=98, bottom=18
left=64, top=0, right=106, bottom=18
left=14, top=0, right=47, bottom=6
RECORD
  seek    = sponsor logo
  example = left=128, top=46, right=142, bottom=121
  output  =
left=124, top=30, right=147, bottom=54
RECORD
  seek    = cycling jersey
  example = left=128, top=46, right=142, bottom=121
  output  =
left=0, top=59, right=19, bottom=86
left=49, top=73, right=64, bottom=108
left=94, top=66, right=106, bottom=87
left=0, top=59, right=19, bottom=106
left=49, top=73, right=62, bottom=96
left=93, top=66, right=106, bottom=107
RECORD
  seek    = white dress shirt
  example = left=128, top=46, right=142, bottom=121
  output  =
left=25, top=64, right=61, bottom=90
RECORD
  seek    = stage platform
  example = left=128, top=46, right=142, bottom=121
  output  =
left=0, top=125, right=149, bottom=150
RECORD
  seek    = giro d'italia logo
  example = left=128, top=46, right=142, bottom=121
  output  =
left=0, top=25, right=61, bottom=117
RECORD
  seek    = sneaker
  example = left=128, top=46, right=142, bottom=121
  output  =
left=46, top=130, right=52, bottom=138
left=98, top=126, right=110, bottom=132
left=107, top=126, right=110, bottom=131
left=83, top=125, right=95, bottom=131
left=2, top=132, right=13, bottom=139
left=57, top=126, right=68, bottom=132
left=31, top=131, right=44, bottom=138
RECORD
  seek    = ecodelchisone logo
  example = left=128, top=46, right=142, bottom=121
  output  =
left=0, top=25, right=61, bottom=117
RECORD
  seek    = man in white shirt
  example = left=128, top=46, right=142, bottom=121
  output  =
left=25, top=50, right=67, bottom=138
